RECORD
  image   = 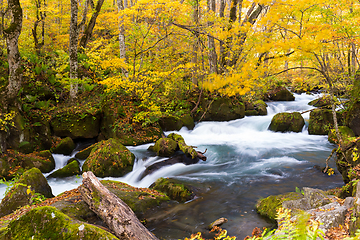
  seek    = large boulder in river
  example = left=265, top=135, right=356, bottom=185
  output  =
left=51, top=137, right=75, bottom=155
left=158, top=114, right=195, bottom=131
left=82, top=138, right=135, bottom=177
left=308, top=109, right=343, bottom=135
left=48, top=159, right=81, bottom=178
left=266, top=87, right=295, bottom=101
left=196, top=97, right=245, bottom=121
left=50, top=107, right=101, bottom=139
left=245, top=100, right=268, bottom=116
left=150, top=137, right=178, bottom=157
left=0, top=206, right=118, bottom=239
left=268, top=112, right=305, bottom=132
left=22, top=150, right=55, bottom=173
left=0, top=168, right=54, bottom=218
left=345, top=100, right=360, bottom=136
left=308, top=96, right=332, bottom=108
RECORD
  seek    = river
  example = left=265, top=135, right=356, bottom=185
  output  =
left=0, top=93, right=344, bottom=239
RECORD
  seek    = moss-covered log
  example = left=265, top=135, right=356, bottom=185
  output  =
left=79, top=171, right=159, bottom=240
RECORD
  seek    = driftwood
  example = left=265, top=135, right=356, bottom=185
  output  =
left=79, top=171, right=159, bottom=240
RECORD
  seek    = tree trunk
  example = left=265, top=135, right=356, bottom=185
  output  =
left=79, top=0, right=105, bottom=49
left=191, top=0, right=199, bottom=86
left=117, top=0, right=128, bottom=77
left=69, top=0, right=78, bottom=101
left=32, top=0, right=46, bottom=55
left=218, top=0, right=226, bottom=73
left=79, top=171, right=159, bottom=240
left=207, top=0, right=217, bottom=74
left=4, top=0, right=23, bottom=105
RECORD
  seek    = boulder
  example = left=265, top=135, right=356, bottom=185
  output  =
left=0, top=206, right=118, bottom=239
left=150, top=177, right=194, bottom=203
left=255, top=192, right=304, bottom=222
left=51, top=137, right=75, bottom=155
left=151, top=137, right=178, bottom=157
left=48, top=160, right=81, bottom=178
left=267, top=87, right=295, bottom=101
left=308, top=96, right=332, bottom=108
left=336, top=138, right=360, bottom=184
left=0, top=168, right=54, bottom=218
left=196, top=97, right=245, bottom=121
left=158, top=116, right=183, bottom=131
left=308, top=109, right=343, bottom=135
left=28, top=111, right=53, bottom=151
left=345, top=100, right=360, bottom=136
left=75, top=144, right=95, bottom=160
left=245, top=100, right=268, bottom=116
left=22, top=150, right=55, bottom=173
left=268, top=112, right=305, bottom=132
left=328, top=126, right=355, bottom=145
left=82, top=138, right=135, bottom=177
left=179, top=114, right=195, bottom=130
left=50, top=108, right=101, bottom=139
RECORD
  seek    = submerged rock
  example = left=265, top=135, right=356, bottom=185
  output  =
left=268, top=112, right=305, bottom=132
left=150, top=178, right=195, bottom=203
left=0, top=206, right=118, bottom=239
left=0, top=168, right=54, bottom=218
left=82, top=138, right=135, bottom=177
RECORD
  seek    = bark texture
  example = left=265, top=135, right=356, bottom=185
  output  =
left=69, top=0, right=78, bottom=101
left=80, top=171, right=159, bottom=240
left=4, top=0, right=23, bottom=104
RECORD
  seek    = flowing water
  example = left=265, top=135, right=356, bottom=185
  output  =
left=0, top=93, right=344, bottom=239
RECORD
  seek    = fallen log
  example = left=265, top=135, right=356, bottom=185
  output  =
left=79, top=171, right=159, bottom=240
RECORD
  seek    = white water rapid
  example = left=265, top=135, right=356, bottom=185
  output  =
left=0, top=93, right=344, bottom=239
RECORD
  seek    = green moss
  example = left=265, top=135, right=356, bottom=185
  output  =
left=101, top=180, right=169, bottom=216
left=51, top=137, right=75, bottom=155
left=268, top=112, right=305, bottom=132
left=151, top=177, right=193, bottom=203
left=75, top=145, right=95, bottom=160
left=48, top=160, right=81, bottom=178
left=328, top=126, right=355, bottom=145
left=255, top=192, right=303, bottom=222
left=152, top=138, right=178, bottom=157
left=168, top=133, right=198, bottom=159
left=82, top=138, right=135, bottom=177
left=1, top=206, right=118, bottom=239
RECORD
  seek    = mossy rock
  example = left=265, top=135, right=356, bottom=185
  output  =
left=82, top=138, right=135, bottom=177
left=101, top=180, right=170, bottom=217
left=245, top=110, right=258, bottom=116
left=48, top=160, right=81, bottom=178
left=308, top=96, right=332, bottom=108
left=51, top=137, right=75, bottom=155
left=150, top=177, right=194, bottom=203
left=179, top=114, right=195, bottom=130
left=168, top=133, right=197, bottom=159
left=22, top=150, right=55, bottom=173
left=158, top=116, right=183, bottom=131
left=75, top=145, right=95, bottom=160
left=151, top=137, right=178, bottom=157
left=268, top=112, right=305, bottom=132
left=308, top=109, right=343, bottom=135
left=51, top=108, right=101, bottom=139
left=0, top=206, right=118, bottom=240
left=0, top=168, right=54, bottom=218
left=27, top=111, right=53, bottom=151
left=267, top=87, right=295, bottom=101
left=7, top=108, right=31, bottom=151
left=197, top=97, right=245, bottom=121
left=336, top=139, right=360, bottom=184
left=18, top=141, right=33, bottom=154
left=254, top=100, right=268, bottom=115
left=328, top=126, right=355, bottom=145
left=255, top=192, right=303, bottom=222
left=345, top=100, right=360, bottom=136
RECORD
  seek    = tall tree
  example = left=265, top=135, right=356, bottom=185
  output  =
left=69, top=0, right=78, bottom=101
left=32, top=0, right=46, bottom=55
left=117, top=0, right=129, bottom=77
left=207, top=0, right=217, bottom=74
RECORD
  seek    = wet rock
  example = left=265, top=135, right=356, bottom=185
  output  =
left=150, top=177, right=194, bottom=203
left=158, top=116, right=183, bottom=131
left=245, top=100, right=268, bottom=116
left=22, top=150, right=55, bottom=173
left=82, top=138, right=135, bottom=177
left=266, top=87, right=295, bottom=101
left=48, top=160, right=81, bottom=178
left=75, top=144, right=95, bottom=160
left=51, top=108, right=101, bottom=139
left=0, top=206, right=118, bottom=239
left=51, top=137, right=75, bottom=155
left=335, top=138, right=360, bottom=184
left=208, top=217, right=228, bottom=230
left=151, top=137, right=178, bottom=157
left=0, top=168, right=54, bottom=218
left=268, top=112, right=305, bottom=132
left=179, top=114, right=195, bottom=130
